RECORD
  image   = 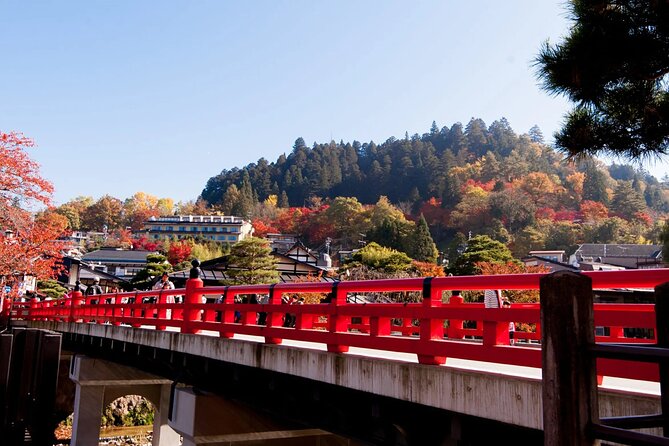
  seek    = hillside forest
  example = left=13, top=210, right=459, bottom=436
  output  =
left=50, top=118, right=669, bottom=263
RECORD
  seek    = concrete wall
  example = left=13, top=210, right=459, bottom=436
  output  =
left=28, top=321, right=661, bottom=431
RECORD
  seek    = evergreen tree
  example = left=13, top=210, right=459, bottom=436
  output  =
left=408, top=215, right=438, bottom=263
left=367, top=218, right=408, bottom=253
left=446, top=232, right=468, bottom=266
left=449, top=235, right=515, bottom=276
left=278, top=191, right=290, bottom=208
left=221, top=185, right=241, bottom=215
left=661, top=221, right=669, bottom=263
left=131, top=254, right=172, bottom=289
left=464, top=118, right=489, bottom=156
left=292, top=137, right=307, bottom=153
left=536, top=0, right=669, bottom=158
left=226, top=237, right=279, bottom=285
left=610, top=181, right=647, bottom=215
left=583, top=164, right=610, bottom=204
left=528, top=125, right=544, bottom=144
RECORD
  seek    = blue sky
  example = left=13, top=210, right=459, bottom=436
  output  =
left=2, top=1, right=667, bottom=205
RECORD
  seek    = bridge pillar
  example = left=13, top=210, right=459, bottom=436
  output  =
left=70, top=384, right=104, bottom=446
left=169, top=387, right=336, bottom=445
left=69, top=355, right=179, bottom=446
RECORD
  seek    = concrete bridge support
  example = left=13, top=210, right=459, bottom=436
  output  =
left=169, top=387, right=339, bottom=446
left=69, top=355, right=181, bottom=446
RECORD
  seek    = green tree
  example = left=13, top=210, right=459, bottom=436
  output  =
left=536, top=1, right=669, bottom=158
left=367, top=217, right=413, bottom=254
left=323, top=197, right=368, bottom=248
left=660, top=221, right=669, bottom=262
left=37, top=280, right=68, bottom=299
left=449, top=235, right=515, bottom=276
left=278, top=191, right=290, bottom=208
left=408, top=215, right=438, bottom=263
left=54, top=204, right=81, bottom=230
left=588, top=217, right=633, bottom=244
left=226, top=237, right=279, bottom=285
left=610, top=181, right=647, bottom=216
left=131, top=254, right=172, bottom=289
left=582, top=163, right=610, bottom=204
left=344, top=242, right=413, bottom=273
left=528, top=125, right=544, bottom=144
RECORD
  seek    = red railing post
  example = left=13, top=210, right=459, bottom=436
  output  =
left=29, top=297, right=39, bottom=321
left=112, top=293, right=122, bottom=326
left=130, top=292, right=142, bottom=328
left=483, top=313, right=509, bottom=346
left=265, top=284, right=283, bottom=345
left=156, top=290, right=167, bottom=331
left=447, top=290, right=464, bottom=339
left=219, top=287, right=234, bottom=338
left=182, top=277, right=203, bottom=334
left=370, top=313, right=391, bottom=337
left=418, top=277, right=445, bottom=365
left=609, top=326, right=624, bottom=341
left=69, top=291, right=84, bottom=323
left=327, top=283, right=349, bottom=353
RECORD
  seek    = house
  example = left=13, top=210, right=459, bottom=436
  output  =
left=144, top=215, right=254, bottom=244
left=169, top=251, right=336, bottom=286
left=266, top=233, right=299, bottom=252
left=570, top=244, right=664, bottom=269
left=57, top=256, right=129, bottom=293
left=521, top=255, right=578, bottom=273
left=528, top=250, right=566, bottom=263
left=60, top=230, right=106, bottom=246
left=81, top=248, right=157, bottom=281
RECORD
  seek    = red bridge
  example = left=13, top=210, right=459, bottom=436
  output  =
left=4, top=269, right=669, bottom=445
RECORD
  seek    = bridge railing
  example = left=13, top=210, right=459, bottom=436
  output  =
left=15, top=269, right=669, bottom=383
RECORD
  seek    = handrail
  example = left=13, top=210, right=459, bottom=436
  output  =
left=13, top=269, right=669, bottom=382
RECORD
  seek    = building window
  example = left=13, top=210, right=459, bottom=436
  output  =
left=228, top=235, right=236, bottom=241
left=167, top=226, right=173, bottom=231
left=191, top=227, right=197, bottom=231
left=218, top=236, right=225, bottom=240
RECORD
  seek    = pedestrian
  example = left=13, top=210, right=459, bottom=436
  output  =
left=152, top=273, right=175, bottom=318
left=502, top=299, right=515, bottom=345
left=483, top=289, right=503, bottom=308
left=85, top=277, right=103, bottom=304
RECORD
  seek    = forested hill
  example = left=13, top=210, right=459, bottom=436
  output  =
left=201, top=117, right=666, bottom=210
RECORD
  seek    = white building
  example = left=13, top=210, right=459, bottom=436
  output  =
left=144, top=215, right=254, bottom=243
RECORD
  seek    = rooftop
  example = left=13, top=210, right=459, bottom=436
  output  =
left=574, top=244, right=662, bottom=259
left=147, top=215, right=246, bottom=224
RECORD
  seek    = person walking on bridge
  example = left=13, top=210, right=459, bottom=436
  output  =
left=85, top=277, right=103, bottom=304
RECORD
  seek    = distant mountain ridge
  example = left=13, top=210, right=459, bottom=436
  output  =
left=201, top=117, right=665, bottom=211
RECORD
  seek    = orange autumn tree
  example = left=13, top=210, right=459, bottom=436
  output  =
left=475, top=261, right=549, bottom=304
left=476, top=261, right=549, bottom=333
left=0, top=132, right=67, bottom=282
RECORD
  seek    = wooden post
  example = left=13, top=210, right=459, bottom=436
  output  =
left=655, top=281, right=669, bottom=437
left=540, top=271, right=598, bottom=446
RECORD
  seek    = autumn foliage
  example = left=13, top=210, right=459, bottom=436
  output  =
left=476, top=261, right=550, bottom=304
left=0, top=132, right=66, bottom=280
